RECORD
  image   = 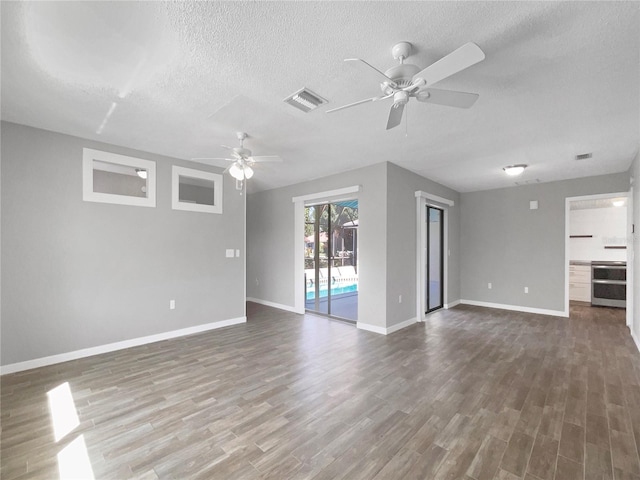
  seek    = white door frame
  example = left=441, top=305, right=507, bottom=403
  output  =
left=564, top=191, right=630, bottom=318
left=415, top=191, right=454, bottom=322
left=626, top=185, right=634, bottom=328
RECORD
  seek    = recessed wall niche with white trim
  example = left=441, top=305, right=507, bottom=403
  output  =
left=82, top=148, right=156, bottom=207
left=172, top=166, right=223, bottom=214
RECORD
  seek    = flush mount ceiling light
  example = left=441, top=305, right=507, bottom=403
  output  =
left=503, top=164, right=527, bottom=176
left=135, top=168, right=147, bottom=179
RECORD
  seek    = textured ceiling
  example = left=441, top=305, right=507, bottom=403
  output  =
left=2, top=1, right=639, bottom=193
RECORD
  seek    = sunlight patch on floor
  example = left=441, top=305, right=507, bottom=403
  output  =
left=47, top=382, right=80, bottom=442
left=57, top=435, right=95, bottom=480
left=47, top=381, right=95, bottom=479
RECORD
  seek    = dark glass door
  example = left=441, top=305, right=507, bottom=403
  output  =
left=426, top=206, right=444, bottom=313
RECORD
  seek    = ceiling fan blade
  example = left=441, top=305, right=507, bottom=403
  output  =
left=412, top=42, right=485, bottom=87
left=249, top=155, right=283, bottom=163
left=344, top=58, right=397, bottom=88
left=191, top=157, right=234, bottom=162
left=416, top=88, right=479, bottom=108
left=386, top=103, right=405, bottom=130
left=326, top=95, right=385, bottom=113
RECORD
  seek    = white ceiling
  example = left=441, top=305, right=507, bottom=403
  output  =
left=2, top=2, right=639, bottom=194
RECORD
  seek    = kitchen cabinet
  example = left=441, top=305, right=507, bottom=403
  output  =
left=569, top=264, right=591, bottom=302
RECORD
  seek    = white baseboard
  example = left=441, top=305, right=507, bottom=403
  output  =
left=632, top=329, right=640, bottom=353
left=356, top=322, right=387, bottom=335
left=0, top=316, right=246, bottom=375
left=460, top=300, right=567, bottom=317
left=445, top=300, right=461, bottom=309
left=246, top=297, right=298, bottom=313
left=357, top=317, right=417, bottom=335
left=387, top=317, right=418, bottom=334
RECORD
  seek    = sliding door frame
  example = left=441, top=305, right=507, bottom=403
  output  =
left=426, top=205, right=445, bottom=313
left=415, top=191, right=454, bottom=322
left=293, top=186, right=361, bottom=314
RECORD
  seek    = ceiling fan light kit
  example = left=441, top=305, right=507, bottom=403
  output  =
left=328, top=41, right=485, bottom=130
left=191, top=131, right=283, bottom=188
left=229, top=162, right=253, bottom=181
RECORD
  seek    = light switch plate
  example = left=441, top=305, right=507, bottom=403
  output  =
left=225, top=249, right=234, bottom=258
left=530, top=200, right=539, bottom=210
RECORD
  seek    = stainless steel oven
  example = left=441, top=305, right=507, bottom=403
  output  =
left=591, top=261, right=626, bottom=308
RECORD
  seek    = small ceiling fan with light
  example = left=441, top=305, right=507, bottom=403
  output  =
left=192, top=132, right=283, bottom=189
left=327, top=41, right=485, bottom=130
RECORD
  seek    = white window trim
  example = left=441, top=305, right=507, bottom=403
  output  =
left=172, top=166, right=223, bottom=214
left=82, top=148, right=156, bottom=207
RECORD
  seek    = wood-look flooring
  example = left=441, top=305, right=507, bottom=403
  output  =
left=2, top=303, right=640, bottom=479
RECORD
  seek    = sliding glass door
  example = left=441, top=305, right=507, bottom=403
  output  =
left=304, top=201, right=358, bottom=321
left=426, top=206, right=444, bottom=312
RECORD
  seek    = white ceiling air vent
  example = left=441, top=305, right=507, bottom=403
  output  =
left=575, top=152, right=593, bottom=160
left=284, top=88, right=327, bottom=112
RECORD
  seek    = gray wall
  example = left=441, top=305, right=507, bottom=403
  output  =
left=386, top=163, right=460, bottom=327
left=460, top=173, right=630, bottom=312
left=1, top=122, right=245, bottom=366
left=179, top=183, right=216, bottom=206
left=94, top=170, right=146, bottom=197
left=246, top=161, right=460, bottom=329
left=247, top=162, right=388, bottom=328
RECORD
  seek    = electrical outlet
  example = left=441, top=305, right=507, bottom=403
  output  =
left=524, top=287, right=529, bottom=294
left=235, top=249, right=240, bottom=257
left=170, top=300, right=175, bottom=310
left=256, top=278, right=259, bottom=285
left=398, top=295, right=402, bottom=303
left=488, top=282, right=492, bottom=289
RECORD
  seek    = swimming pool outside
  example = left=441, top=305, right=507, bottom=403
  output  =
left=306, top=282, right=358, bottom=300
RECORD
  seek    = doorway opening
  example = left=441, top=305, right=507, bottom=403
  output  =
left=304, top=201, right=358, bottom=321
left=565, top=191, right=632, bottom=324
left=426, top=206, right=444, bottom=313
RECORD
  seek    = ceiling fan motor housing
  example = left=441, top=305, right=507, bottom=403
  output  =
left=382, top=64, right=421, bottom=93
left=233, top=147, right=252, bottom=158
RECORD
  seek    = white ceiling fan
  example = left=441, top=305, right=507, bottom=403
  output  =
left=192, top=132, right=283, bottom=189
left=327, top=41, right=485, bottom=130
